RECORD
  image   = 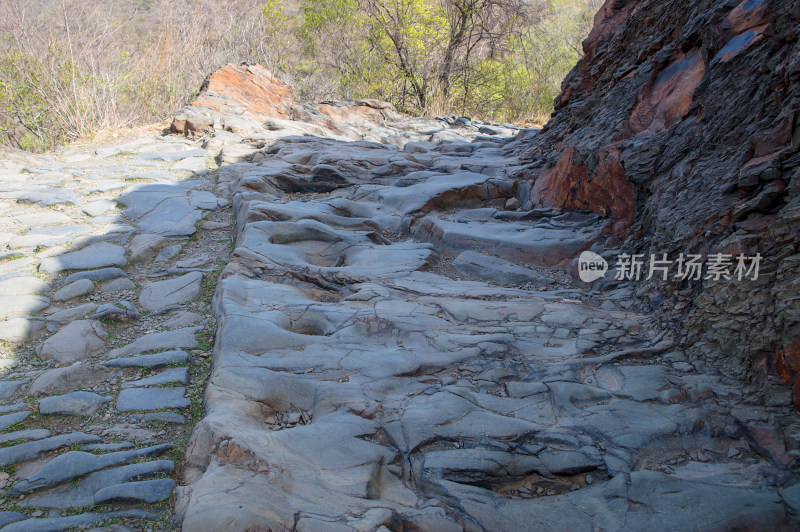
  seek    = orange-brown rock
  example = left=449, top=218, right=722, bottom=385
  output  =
left=628, top=49, right=706, bottom=136
left=191, top=63, right=293, bottom=121
left=171, top=63, right=293, bottom=135
left=529, top=144, right=635, bottom=237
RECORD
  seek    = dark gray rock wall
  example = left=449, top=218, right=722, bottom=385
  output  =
left=518, top=0, right=800, bottom=406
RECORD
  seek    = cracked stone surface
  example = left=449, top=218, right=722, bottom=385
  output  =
left=0, top=60, right=797, bottom=531
left=169, top=99, right=797, bottom=530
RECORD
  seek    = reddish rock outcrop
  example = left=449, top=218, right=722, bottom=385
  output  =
left=192, top=63, right=294, bottom=121
left=518, top=0, right=800, bottom=406
left=527, top=144, right=635, bottom=237
left=627, top=49, right=706, bottom=136
left=171, top=65, right=401, bottom=137
left=171, top=64, right=293, bottom=136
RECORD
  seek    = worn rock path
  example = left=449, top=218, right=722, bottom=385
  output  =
left=0, top=106, right=798, bottom=531
left=176, top=112, right=796, bottom=529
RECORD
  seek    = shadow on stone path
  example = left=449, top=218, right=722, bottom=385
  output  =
left=0, top=135, right=233, bottom=530
left=170, top=121, right=796, bottom=529
left=0, top=107, right=798, bottom=531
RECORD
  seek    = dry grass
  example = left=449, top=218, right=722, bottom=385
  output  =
left=0, top=0, right=597, bottom=151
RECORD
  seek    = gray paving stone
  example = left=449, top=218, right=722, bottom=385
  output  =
left=0, top=276, right=50, bottom=296
left=123, top=367, right=189, bottom=388
left=0, top=510, right=159, bottom=532
left=138, top=272, right=202, bottom=311
left=98, top=278, right=136, bottom=293
left=39, top=392, right=112, bottom=416
left=0, top=316, right=45, bottom=342
left=93, top=478, right=175, bottom=504
left=0, top=429, right=50, bottom=444
left=127, top=171, right=178, bottom=181
left=135, top=148, right=209, bottom=161
left=0, top=380, right=24, bottom=399
left=81, top=199, right=117, bottom=217
left=118, top=185, right=183, bottom=218
left=63, top=267, right=126, bottom=284
left=161, top=310, right=201, bottom=328
left=105, top=328, right=198, bottom=358
left=0, top=512, right=25, bottom=528
left=17, top=187, right=81, bottom=206
left=172, top=156, right=208, bottom=174
left=128, top=233, right=169, bottom=264
left=0, top=403, right=27, bottom=414
left=8, top=225, right=93, bottom=250
left=39, top=242, right=127, bottom=274
left=119, top=185, right=217, bottom=236
left=104, top=350, right=190, bottom=368
left=138, top=198, right=204, bottom=236
left=44, top=303, right=98, bottom=326
left=19, top=460, right=173, bottom=508
left=187, top=190, right=218, bottom=209
left=5, top=212, right=71, bottom=232
left=89, top=303, right=138, bottom=322
left=80, top=442, right=135, bottom=452
left=0, top=295, right=50, bottom=319
left=52, top=279, right=95, bottom=301
left=0, top=251, right=34, bottom=271
left=154, top=244, right=182, bottom=262
left=37, top=320, right=107, bottom=363
left=11, top=443, right=171, bottom=495
left=0, top=432, right=101, bottom=466
left=0, top=411, right=29, bottom=431
left=174, top=254, right=212, bottom=268
left=116, top=387, right=189, bottom=412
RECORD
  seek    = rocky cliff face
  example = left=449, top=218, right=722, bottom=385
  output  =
left=518, top=0, right=800, bottom=406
